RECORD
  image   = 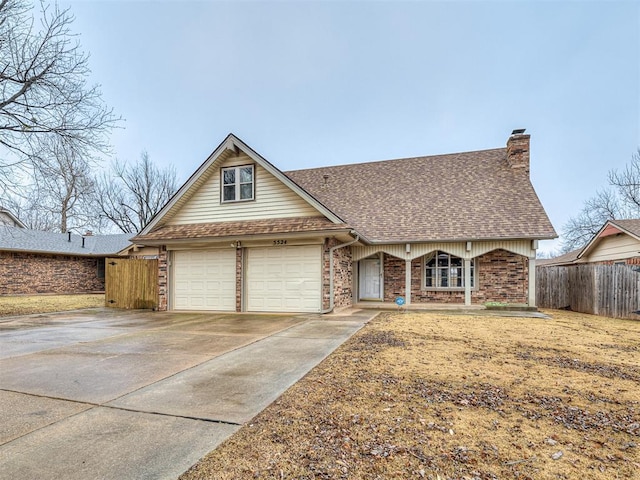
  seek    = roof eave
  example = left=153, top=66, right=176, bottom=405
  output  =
left=0, top=246, right=115, bottom=257
left=133, top=228, right=357, bottom=246
left=360, top=233, right=558, bottom=245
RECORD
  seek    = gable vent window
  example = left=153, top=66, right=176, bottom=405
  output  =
left=222, top=165, right=254, bottom=203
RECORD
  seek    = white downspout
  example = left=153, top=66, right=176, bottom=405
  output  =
left=321, top=232, right=360, bottom=314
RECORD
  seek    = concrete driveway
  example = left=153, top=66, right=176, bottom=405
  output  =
left=0, top=308, right=374, bottom=480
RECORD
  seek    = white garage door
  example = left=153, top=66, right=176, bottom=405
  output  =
left=172, top=249, right=236, bottom=311
left=247, top=245, right=322, bottom=313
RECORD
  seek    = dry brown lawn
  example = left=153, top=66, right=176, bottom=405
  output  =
left=0, top=294, right=104, bottom=317
left=181, top=310, right=640, bottom=480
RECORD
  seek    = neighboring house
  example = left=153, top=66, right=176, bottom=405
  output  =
left=0, top=207, right=26, bottom=228
left=133, top=129, right=556, bottom=313
left=117, top=243, right=160, bottom=259
left=0, top=226, right=131, bottom=295
left=539, top=219, right=640, bottom=267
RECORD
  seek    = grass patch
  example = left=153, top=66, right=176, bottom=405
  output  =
left=0, top=294, right=104, bottom=317
left=181, top=310, right=640, bottom=480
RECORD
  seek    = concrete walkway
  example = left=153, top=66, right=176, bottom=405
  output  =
left=0, top=308, right=375, bottom=480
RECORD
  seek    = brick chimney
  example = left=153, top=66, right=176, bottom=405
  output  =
left=506, top=129, right=530, bottom=174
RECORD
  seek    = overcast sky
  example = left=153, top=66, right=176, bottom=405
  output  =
left=63, top=0, right=639, bottom=254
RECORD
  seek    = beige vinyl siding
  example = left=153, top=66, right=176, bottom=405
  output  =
left=167, top=156, right=320, bottom=225
left=352, top=239, right=535, bottom=262
left=585, top=234, right=640, bottom=263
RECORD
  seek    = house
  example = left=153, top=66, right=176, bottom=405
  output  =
left=539, top=219, right=640, bottom=267
left=0, top=226, right=131, bottom=295
left=0, top=207, right=26, bottom=228
left=133, top=129, right=556, bottom=313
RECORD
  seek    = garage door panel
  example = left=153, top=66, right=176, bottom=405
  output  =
left=173, top=250, right=236, bottom=311
left=247, top=245, right=321, bottom=313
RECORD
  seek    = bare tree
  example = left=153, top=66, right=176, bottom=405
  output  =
left=0, top=0, right=119, bottom=191
left=609, top=149, right=640, bottom=209
left=4, top=137, right=97, bottom=232
left=561, top=149, right=640, bottom=252
left=95, top=152, right=178, bottom=233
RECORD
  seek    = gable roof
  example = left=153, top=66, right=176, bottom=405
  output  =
left=136, top=132, right=556, bottom=245
left=576, top=218, right=640, bottom=260
left=607, top=219, right=640, bottom=239
left=139, top=134, right=344, bottom=236
left=539, top=219, right=640, bottom=267
left=0, top=207, right=26, bottom=228
left=286, top=148, right=557, bottom=243
left=0, top=225, right=131, bottom=257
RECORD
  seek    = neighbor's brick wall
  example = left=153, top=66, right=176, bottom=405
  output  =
left=382, top=249, right=528, bottom=304
left=0, top=251, right=104, bottom=295
left=157, top=246, right=168, bottom=311
left=596, top=257, right=640, bottom=266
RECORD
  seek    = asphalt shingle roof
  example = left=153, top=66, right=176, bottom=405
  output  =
left=537, top=248, right=581, bottom=266
left=611, top=219, right=640, bottom=238
left=133, top=217, right=349, bottom=242
left=285, top=148, right=557, bottom=243
left=0, top=226, right=131, bottom=256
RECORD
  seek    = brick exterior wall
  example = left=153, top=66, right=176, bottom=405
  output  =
left=236, top=247, right=243, bottom=312
left=322, top=238, right=353, bottom=311
left=333, top=244, right=353, bottom=309
left=596, top=257, right=640, bottom=266
left=475, top=249, right=528, bottom=303
left=381, top=249, right=528, bottom=304
left=157, top=246, right=168, bottom=311
left=0, top=251, right=104, bottom=295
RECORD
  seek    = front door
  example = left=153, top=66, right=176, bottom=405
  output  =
left=359, top=257, right=382, bottom=300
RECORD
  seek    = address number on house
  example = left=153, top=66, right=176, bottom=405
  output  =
left=273, top=240, right=287, bottom=245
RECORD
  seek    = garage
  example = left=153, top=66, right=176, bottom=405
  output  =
left=246, top=245, right=322, bottom=313
left=172, top=249, right=236, bottom=311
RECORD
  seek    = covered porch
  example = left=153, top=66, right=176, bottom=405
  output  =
left=351, top=240, right=539, bottom=307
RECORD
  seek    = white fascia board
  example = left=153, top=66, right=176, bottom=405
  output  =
left=230, top=135, right=344, bottom=224
left=139, top=134, right=344, bottom=235
left=609, top=220, right=640, bottom=242
left=577, top=220, right=614, bottom=260
left=139, top=134, right=236, bottom=235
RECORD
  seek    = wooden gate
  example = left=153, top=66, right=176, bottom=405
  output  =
left=105, top=257, right=158, bottom=309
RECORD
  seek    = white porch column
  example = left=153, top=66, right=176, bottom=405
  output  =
left=405, top=259, right=412, bottom=305
left=528, top=257, right=536, bottom=306
left=464, top=258, right=471, bottom=306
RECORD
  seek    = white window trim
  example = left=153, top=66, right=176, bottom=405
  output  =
left=422, top=252, right=478, bottom=291
left=221, top=164, right=255, bottom=203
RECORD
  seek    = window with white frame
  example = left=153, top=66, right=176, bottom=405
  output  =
left=424, top=251, right=475, bottom=289
left=222, top=165, right=254, bottom=202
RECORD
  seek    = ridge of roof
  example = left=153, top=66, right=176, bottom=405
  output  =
left=285, top=147, right=507, bottom=174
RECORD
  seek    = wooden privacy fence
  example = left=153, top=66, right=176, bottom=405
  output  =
left=105, top=257, right=158, bottom=309
left=537, top=264, right=640, bottom=319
